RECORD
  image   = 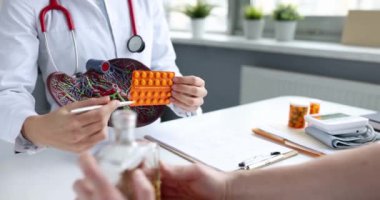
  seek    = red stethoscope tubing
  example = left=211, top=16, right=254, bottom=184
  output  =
left=127, top=0, right=138, bottom=36
left=39, top=0, right=139, bottom=35
left=39, top=0, right=75, bottom=32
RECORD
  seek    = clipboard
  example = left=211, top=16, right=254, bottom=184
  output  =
left=146, top=135, right=298, bottom=171
left=144, top=127, right=297, bottom=172
left=145, top=135, right=222, bottom=171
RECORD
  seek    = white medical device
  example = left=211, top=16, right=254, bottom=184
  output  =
left=305, top=113, right=369, bottom=135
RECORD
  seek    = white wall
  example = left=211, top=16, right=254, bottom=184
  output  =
left=240, top=66, right=380, bottom=111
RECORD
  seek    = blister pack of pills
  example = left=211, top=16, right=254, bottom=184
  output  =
left=129, top=70, right=175, bottom=106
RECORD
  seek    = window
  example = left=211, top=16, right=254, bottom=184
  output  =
left=164, top=0, right=228, bottom=33
left=251, top=0, right=380, bottom=16
left=234, top=0, right=380, bottom=42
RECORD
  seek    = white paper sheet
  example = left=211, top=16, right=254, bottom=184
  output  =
left=145, top=126, right=291, bottom=172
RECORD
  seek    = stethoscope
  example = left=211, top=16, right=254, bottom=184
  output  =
left=39, top=0, right=145, bottom=74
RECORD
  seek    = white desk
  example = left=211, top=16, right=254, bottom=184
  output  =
left=0, top=96, right=373, bottom=200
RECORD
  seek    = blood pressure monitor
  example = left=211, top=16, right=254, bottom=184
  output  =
left=305, top=113, right=369, bottom=134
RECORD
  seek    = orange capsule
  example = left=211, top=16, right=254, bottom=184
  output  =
left=141, top=80, right=146, bottom=86
left=152, top=99, right=158, bottom=104
left=134, top=79, right=139, bottom=86
left=168, top=80, right=173, bottom=86
left=154, top=92, right=159, bottom=98
left=148, top=79, right=154, bottom=86
left=131, top=91, right=138, bottom=99
left=167, top=92, right=171, bottom=97
left=147, top=91, right=152, bottom=98
left=155, top=72, right=161, bottom=79
left=134, top=71, right=140, bottom=78
left=140, top=92, right=146, bottom=98
left=160, top=92, right=166, bottom=98
left=155, top=80, right=160, bottom=86
left=162, top=73, right=168, bottom=79
left=138, top=99, right=145, bottom=105
left=148, top=71, right=154, bottom=78
left=142, top=71, right=147, bottom=78
left=159, top=99, right=165, bottom=104
left=145, top=99, right=152, bottom=105
left=169, top=72, right=175, bottom=79
left=161, top=80, right=167, bottom=86
left=165, top=99, right=170, bottom=104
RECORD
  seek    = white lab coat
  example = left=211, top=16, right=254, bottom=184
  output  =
left=0, top=0, right=188, bottom=145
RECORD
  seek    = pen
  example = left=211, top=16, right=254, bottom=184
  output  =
left=71, top=101, right=134, bottom=114
left=238, top=151, right=281, bottom=167
left=252, top=128, right=325, bottom=158
left=245, top=150, right=298, bottom=170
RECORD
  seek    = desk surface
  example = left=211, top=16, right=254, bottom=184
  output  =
left=0, top=96, right=373, bottom=200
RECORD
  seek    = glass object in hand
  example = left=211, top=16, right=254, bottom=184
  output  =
left=95, top=110, right=160, bottom=200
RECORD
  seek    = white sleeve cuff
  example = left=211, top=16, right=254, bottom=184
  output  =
left=168, top=104, right=203, bottom=118
left=14, top=133, right=45, bottom=154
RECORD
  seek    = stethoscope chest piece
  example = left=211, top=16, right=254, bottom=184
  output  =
left=127, top=35, right=145, bottom=53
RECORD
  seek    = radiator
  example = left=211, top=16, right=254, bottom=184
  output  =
left=240, top=66, right=380, bottom=111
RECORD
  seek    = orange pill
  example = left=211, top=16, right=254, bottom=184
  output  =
left=134, top=79, right=139, bottom=86
left=148, top=71, right=154, bottom=78
left=155, top=80, right=160, bottom=86
left=165, top=99, right=170, bottom=104
left=161, top=80, right=167, bottom=86
left=145, top=99, right=152, bottom=105
left=139, top=92, right=146, bottom=98
left=155, top=72, right=161, bottom=79
left=131, top=91, right=138, bottom=99
left=154, top=92, right=159, bottom=98
left=152, top=99, right=158, bottom=104
left=133, top=71, right=140, bottom=78
left=160, top=92, right=166, bottom=98
left=162, top=73, right=168, bottom=79
left=167, top=92, right=171, bottom=97
left=159, top=99, right=165, bottom=104
left=141, top=80, right=146, bottom=86
left=141, top=71, right=147, bottom=78
left=168, top=80, right=173, bottom=86
left=148, top=79, right=154, bottom=86
left=138, top=99, right=145, bottom=105
left=147, top=91, right=152, bottom=98
left=169, top=72, right=175, bottom=79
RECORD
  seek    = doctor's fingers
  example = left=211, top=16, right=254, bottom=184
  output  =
left=173, top=76, right=205, bottom=87
left=74, top=100, right=120, bottom=125
left=172, top=84, right=207, bottom=98
left=72, top=121, right=107, bottom=143
left=73, top=128, right=108, bottom=153
left=171, top=91, right=204, bottom=107
left=170, top=97, right=199, bottom=112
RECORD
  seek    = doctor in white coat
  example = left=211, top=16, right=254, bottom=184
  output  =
left=0, top=0, right=207, bottom=153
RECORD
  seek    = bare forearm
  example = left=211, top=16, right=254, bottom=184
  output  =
left=227, top=142, right=380, bottom=200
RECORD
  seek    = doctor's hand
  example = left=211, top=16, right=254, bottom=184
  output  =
left=171, top=76, right=207, bottom=112
left=22, top=96, right=119, bottom=153
left=74, top=153, right=154, bottom=200
left=161, top=163, right=228, bottom=200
